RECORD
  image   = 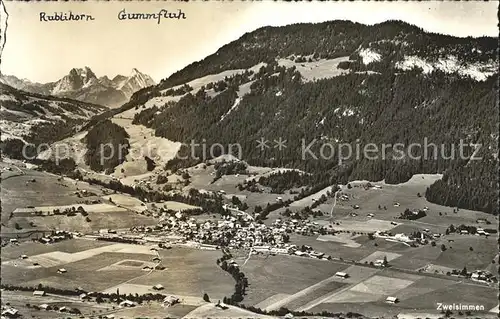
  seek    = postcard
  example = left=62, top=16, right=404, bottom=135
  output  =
left=0, top=1, right=498, bottom=318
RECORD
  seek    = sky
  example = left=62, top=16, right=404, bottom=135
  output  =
left=1, top=1, right=498, bottom=83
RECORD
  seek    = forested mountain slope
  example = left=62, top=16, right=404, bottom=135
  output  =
left=0, top=83, right=108, bottom=157
left=78, top=21, right=500, bottom=214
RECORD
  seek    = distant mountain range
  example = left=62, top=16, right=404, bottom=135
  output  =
left=0, top=67, right=155, bottom=108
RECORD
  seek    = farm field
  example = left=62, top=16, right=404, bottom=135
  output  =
left=1, top=166, right=158, bottom=234
left=112, top=303, right=198, bottom=319
left=303, top=266, right=498, bottom=318
left=431, top=234, right=498, bottom=271
left=1, top=168, right=103, bottom=221
left=1, top=240, right=233, bottom=302
left=8, top=210, right=157, bottom=233
left=240, top=254, right=348, bottom=306
left=183, top=303, right=276, bottom=319
left=128, top=247, right=235, bottom=302
left=0, top=238, right=113, bottom=260
left=330, top=176, right=498, bottom=229
left=0, top=290, right=111, bottom=319
left=102, top=193, right=147, bottom=212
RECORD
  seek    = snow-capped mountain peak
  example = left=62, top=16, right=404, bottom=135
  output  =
left=1, top=67, right=156, bottom=108
left=53, top=66, right=98, bottom=94
left=117, top=68, right=156, bottom=97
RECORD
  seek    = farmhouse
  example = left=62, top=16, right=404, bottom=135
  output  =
left=38, top=304, right=49, bottom=310
left=2, top=307, right=19, bottom=317
left=199, top=243, right=218, bottom=250
left=163, top=295, right=179, bottom=306
left=19, top=254, right=28, bottom=259
left=119, top=300, right=136, bottom=307
left=57, top=268, right=67, bottom=274
left=153, top=284, right=164, bottom=290
left=335, top=271, right=349, bottom=278
left=374, top=259, right=385, bottom=267
left=33, top=290, right=46, bottom=296
left=386, top=296, right=399, bottom=303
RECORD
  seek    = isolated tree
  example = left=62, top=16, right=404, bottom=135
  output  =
left=383, top=256, right=388, bottom=267
left=441, top=244, right=447, bottom=251
left=461, top=266, right=467, bottom=276
left=203, top=293, right=210, bottom=302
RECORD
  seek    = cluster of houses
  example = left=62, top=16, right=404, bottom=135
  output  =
left=374, top=230, right=443, bottom=247
left=103, top=209, right=337, bottom=262
left=30, top=289, right=180, bottom=312
left=37, top=230, right=73, bottom=244
left=470, top=270, right=497, bottom=284
left=374, top=231, right=416, bottom=244
left=457, top=227, right=491, bottom=236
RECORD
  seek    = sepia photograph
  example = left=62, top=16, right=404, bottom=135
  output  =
left=0, top=1, right=498, bottom=318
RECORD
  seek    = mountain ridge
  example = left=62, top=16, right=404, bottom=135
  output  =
left=0, top=82, right=108, bottom=151
left=122, top=20, right=497, bottom=214
left=0, top=67, right=155, bottom=108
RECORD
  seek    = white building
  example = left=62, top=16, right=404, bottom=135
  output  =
left=386, top=296, right=398, bottom=303
left=335, top=271, right=349, bottom=278
left=119, top=300, right=136, bottom=307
